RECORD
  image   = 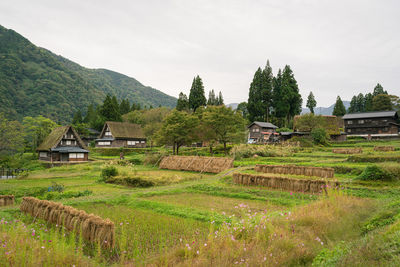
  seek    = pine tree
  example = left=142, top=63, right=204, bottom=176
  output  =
left=83, top=104, right=96, bottom=124
left=306, top=91, right=317, bottom=114
left=217, top=91, right=224, bottom=105
left=332, top=96, right=346, bottom=116
left=272, top=69, right=290, bottom=120
left=119, top=99, right=131, bottom=115
left=188, top=75, right=206, bottom=111
left=176, top=92, right=189, bottom=111
left=373, top=83, right=387, bottom=96
left=72, top=110, right=83, bottom=124
left=207, top=90, right=217, bottom=106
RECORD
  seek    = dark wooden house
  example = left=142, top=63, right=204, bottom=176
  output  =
left=37, top=126, right=89, bottom=162
left=95, top=121, right=146, bottom=148
left=247, top=121, right=278, bottom=143
left=343, top=111, right=400, bottom=136
left=81, top=128, right=100, bottom=147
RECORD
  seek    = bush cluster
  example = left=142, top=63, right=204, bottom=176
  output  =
left=101, top=166, right=118, bottom=180
left=356, top=165, right=393, bottom=181
left=287, top=136, right=314, bottom=147
left=106, top=176, right=154, bottom=187
left=230, top=144, right=295, bottom=160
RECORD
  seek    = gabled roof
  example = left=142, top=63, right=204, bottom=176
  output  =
left=343, top=111, right=398, bottom=120
left=36, top=126, right=88, bottom=151
left=101, top=121, right=145, bottom=139
left=248, top=121, right=278, bottom=129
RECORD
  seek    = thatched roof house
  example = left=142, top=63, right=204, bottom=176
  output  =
left=37, top=126, right=89, bottom=162
left=95, top=121, right=146, bottom=148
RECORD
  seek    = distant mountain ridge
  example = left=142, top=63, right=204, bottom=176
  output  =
left=301, top=101, right=350, bottom=115
left=0, top=25, right=176, bottom=123
left=228, top=101, right=350, bottom=116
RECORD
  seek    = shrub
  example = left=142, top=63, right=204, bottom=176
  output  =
left=106, top=176, right=154, bottom=187
left=311, top=127, right=329, bottom=145
left=230, top=144, right=294, bottom=160
left=287, top=136, right=314, bottom=147
left=356, top=165, right=393, bottom=181
left=100, top=166, right=118, bottom=182
left=379, top=162, right=400, bottom=180
left=48, top=182, right=65, bottom=193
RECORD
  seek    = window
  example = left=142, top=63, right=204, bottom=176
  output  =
left=358, top=120, right=364, bottom=124
left=98, top=141, right=111, bottom=146
left=348, top=129, right=351, bottom=133
left=105, top=131, right=112, bottom=136
left=77, top=153, right=84, bottom=159
left=347, top=120, right=353, bottom=125
left=141, top=141, right=145, bottom=143
left=69, top=153, right=77, bottom=159
left=66, top=140, right=71, bottom=145
left=127, top=141, right=137, bottom=145
left=39, top=152, right=47, bottom=157
left=255, top=128, right=259, bottom=132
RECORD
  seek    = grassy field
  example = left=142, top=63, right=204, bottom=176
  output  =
left=1, top=139, right=400, bottom=266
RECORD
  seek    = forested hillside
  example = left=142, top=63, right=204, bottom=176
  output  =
left=0, top=25, right=176, bottom=124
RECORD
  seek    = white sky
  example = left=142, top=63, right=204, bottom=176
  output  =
left=1, top=0, right=399, bottom=106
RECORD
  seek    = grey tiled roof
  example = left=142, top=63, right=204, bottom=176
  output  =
left=248, top=121, right=278, bottom=129
left=343, top=111, right=397, bottom=120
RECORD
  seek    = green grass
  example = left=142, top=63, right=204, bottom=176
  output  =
left=2, top=139, right=400, bottom=265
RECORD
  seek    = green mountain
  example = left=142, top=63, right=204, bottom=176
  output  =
left=0, top=25, right=176, bottom=124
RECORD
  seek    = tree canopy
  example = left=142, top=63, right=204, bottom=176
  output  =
left=306, top=92, right=317, bottom=114
left=188, top=76, right=206, bottom=111
left=332, top=96, right=346, bottom=116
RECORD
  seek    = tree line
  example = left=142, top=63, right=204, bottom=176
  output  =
left=236, top=61, right=302, bottom=128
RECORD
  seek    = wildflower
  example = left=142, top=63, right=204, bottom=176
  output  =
left=204, top=243, right=207, bottom=247
left=179, top=238, right=182, bottom=242
left=290, top=192, right=293, bottom=195
left=196, top=250, right=199, bottom=255
left=120, top=223, right=123, bottom=226
left=41, top=246, right=45, bottom=249
left=263, top=257, right=267, bottom=261
left=244, top=247, right=246, bottom=251
left=321, top=242, right=324, bottom=245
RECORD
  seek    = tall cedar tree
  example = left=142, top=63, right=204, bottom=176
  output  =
left=176, top=92, right=189, bottom=111
left=364, top=93, right=374, bottom=112
left=72, top=110, right=83, bottom=124
left=119, top=99, right=131, bottom=115
left=261, top=61, right=273, bottom=121
left=348, top=96, right=357, bottom=113
left=332, top=96, right=346, bottom=116
left=373, top=83, right=387, bottom=96
left=217, top=91, right=224, bottom=105
left=247, top=61, right=273, bottom=122
left=247, top=68, right=264, bottom=121
left=100, top=95, right=122, bottom=122
left=84, top=104, right=96, bottom=124
left=207, top=90, right=217, bottom=105
left=283, top=65, right=302, bottom=122
left=236, top=102, right=249, bottom=119
left=188, top=76, right=206, bottom=111
left=306, top=91, right=317, bottom=114
left=272, top=69, right=290, bottom=121
left=373, top=94, right=393, bottom=111
left=356, top=93, right=365, bottom=112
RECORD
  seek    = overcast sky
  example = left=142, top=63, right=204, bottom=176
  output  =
left=1, top=0, right=399, bottom=106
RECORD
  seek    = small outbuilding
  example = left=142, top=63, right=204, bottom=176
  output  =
left=95, top=121, right=146, bottom=148
left=37, top=126, right=89, bottom=162
left=248, top=121, right=278, bottom=143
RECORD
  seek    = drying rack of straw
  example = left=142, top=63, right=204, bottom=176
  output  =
left=0, top=195, right=15, bottom=206
left=159, top=155, right=234, bottom=173
left=20, top=197, right=115, bottom=248
left=374, top=146, right=395, bottom=152
left=255, top=165, right=334, bottom=178
left=332, top=148, right=363, bottom=154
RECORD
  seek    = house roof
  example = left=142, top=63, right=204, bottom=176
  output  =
left=248, top=121, right=278, bottom=129
left=51, top=146, right=89, bottom=153
left=102, top=121, right=145, bottom=139
left=343, top=111, right=398, bottom=120
left=36, top=126, right=88, bottom=151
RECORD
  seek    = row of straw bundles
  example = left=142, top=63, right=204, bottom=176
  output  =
left=255, top=165, right=334, bottom=178
left=0, top=195, right=14, bottom=206
left=159, top=156, right=234, bottom=173
left=20, top=197, right=114, bottom=248
left=374, top=146, right=395, bottom=152
left=332, top=148, right=363, bottom=154
left=233, top=173, right=339, bottom=194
